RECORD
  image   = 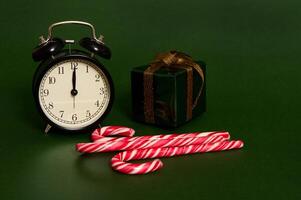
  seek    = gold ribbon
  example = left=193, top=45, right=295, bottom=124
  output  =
left=143, top=51, right=205, bottom=123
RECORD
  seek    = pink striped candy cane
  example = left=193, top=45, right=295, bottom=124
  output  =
left=77, top=131, right=229, bottom=153
left=111, top=140, right=244, bottom=174
left=82, top=126, right=230, bottom=151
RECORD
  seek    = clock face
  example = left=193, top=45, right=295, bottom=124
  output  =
left=38, top=58, right=111, bottom=130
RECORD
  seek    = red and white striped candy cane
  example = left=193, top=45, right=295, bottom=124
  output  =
left=77, top=131, right=229, bottom=153
left=111, top=140, right=244, bottom=174
left=76, top=126, right=244, bottom=175
left=77, top=126, right=230, bottom=153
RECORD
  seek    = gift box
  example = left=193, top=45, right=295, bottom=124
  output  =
left=131, top=51, right=206, bottom=128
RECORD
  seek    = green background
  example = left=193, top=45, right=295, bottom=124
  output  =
left=0, top=0, right=300, bottom=199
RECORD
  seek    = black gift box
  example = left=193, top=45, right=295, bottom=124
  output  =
left=131, top=51, right=206, bottom=128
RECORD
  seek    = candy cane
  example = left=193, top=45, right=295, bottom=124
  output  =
left=111, top=140, right=244, bottom=174
left=91, top=126, right=220, bottom=143
left=76, top=126, right=244, bottom=175
left=77, top=132, right=229, bottom=153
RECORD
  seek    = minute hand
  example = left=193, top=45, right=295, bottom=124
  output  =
left=72, top=68, right=76, bottom=90
left=71, top=67, right=78, bottom=96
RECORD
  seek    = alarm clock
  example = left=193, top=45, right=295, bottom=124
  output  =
left=32, top=21, right=114, bottom=133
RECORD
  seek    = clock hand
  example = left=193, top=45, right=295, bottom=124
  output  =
left=72, top=67, right=76, bottom=90
left=71, top=66, right=78, bottom=96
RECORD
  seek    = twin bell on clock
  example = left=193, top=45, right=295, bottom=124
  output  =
left=32, top=21, right=114, bottom=133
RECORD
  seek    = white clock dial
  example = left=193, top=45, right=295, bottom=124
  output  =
left=38, top=58, right=111, bottom=130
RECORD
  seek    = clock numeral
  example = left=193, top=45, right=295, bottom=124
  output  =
left=59, top=111, right=64, bottom=118
left=58, top=67, right=64, bottom=74
left=49, top=77, right=56, bottom=84
left=86, top=110, right=91, bottom=117
left=86, top=65, right=89, bottom=73
left=43, top=89, right=49, bottom=96
left=95, top=74, right=100, bottom=82
left=100, top=87, right=105, bottom=95
left=95, top=100, right=100, bottom=107
left=72, top=114, right=77, bottom=121
left=48, top=102, right=54, bottom=109
left=71, top=62, right=78, bottom=70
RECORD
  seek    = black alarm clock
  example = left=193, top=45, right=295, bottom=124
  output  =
left=32, top=21, right=114, bottom=133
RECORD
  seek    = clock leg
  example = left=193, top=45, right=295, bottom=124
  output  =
left=44, top=124, right=52, bottom=134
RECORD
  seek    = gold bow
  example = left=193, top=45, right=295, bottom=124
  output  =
left=143, top=51, right=205, bottom=123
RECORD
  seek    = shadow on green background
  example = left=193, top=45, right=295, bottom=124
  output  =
left=0, top=0, right=300, bottom=199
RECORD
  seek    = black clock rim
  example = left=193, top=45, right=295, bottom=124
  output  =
left=32, top=50, right=115, bottom=133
